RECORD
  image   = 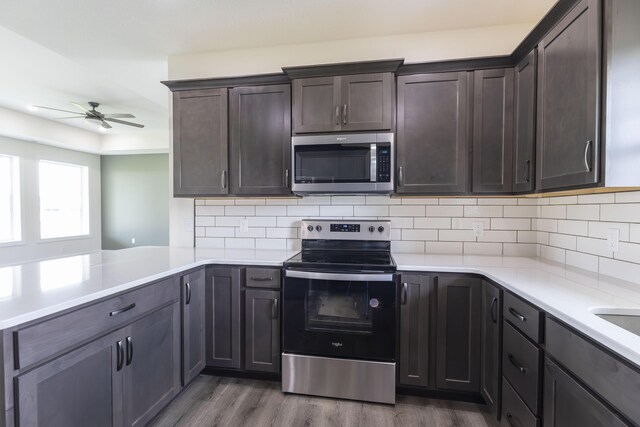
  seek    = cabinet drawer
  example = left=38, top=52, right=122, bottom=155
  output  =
left=16, top=277, right=179, bottom=369
left=546, top=317, right=640, bottom=425
left=503, top=322, right=541, bottom=414
left=502, top=379, right=540, bottom=427
left=503, top=292, right=543, bottom=343
left=245, top=267, right=281, bottom=289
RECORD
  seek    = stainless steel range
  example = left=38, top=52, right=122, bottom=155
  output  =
left=282, top=219, right=397, bottom=404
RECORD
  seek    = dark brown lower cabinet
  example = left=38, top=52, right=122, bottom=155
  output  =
left=398, top=274, right=431, bottom=387
left=481, top=281, right=501, bottom=419
left=206, top=267, right=242, bottom=369
left=436, top=276, right=481, bottom=392
left=245, top=289, right=280, bottom=373
left=16, top=331, right=123, bottom=427
left=181, top=268, right=206, bottom=385
left=15, top=303, right=181, bottom=427
left=123, top=304, right=181, bottom=427
left=543, top=358, right=627, bottom=427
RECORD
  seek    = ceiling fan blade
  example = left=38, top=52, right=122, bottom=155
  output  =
left=103, top=113, right=135, bottom=119
left=104, top=118, right=145, bottom=128
left=54, top=116, right=86, bottom=119
left=101, top=121, right=112, bottom=129
left=33, top=105, right=85, bottom=115
left=70, top=102, right=92, bottom=114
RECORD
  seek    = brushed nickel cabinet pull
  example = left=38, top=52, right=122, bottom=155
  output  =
left=398, top=166, right=404, bottom=186
left=126, top=336, right=133, bottom=366
left=335, top=105, right=340, bottom=125
left=285, top=169, right=290, bottom=188
left=342, top=104, right=348, bottom=125
left=116, top=340, right=124, bottom=371
left=525, top=160, right=531, bottom=183
left=222, top=170, right=227, bottom=189
left=110, top=303, right=136, bottom=317
left=401, top=283, right=408, bottom=305
left=584, top=140, right=593, bottom=172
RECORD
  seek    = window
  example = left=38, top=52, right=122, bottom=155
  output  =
left=0, top=154, right=21, bottom=243
left=39, top=160, right=90, bottom=239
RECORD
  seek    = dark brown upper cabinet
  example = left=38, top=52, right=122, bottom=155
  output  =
left=172, top=88, right=228, bottom=197
left=292, top=73, right=394, bottom=134
left=513, top=51, right=537, bottom=193
left=229, top=84, right=292, bottom=196
left=472, top=68, right=514, bottom=193
left=536, top=0, right=600, bottom=191
left=396, top=72, right=469, bottom=194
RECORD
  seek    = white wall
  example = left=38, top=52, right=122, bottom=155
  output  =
left=0, top=136, right=101, bottom=265
left=168, top=23, right=534, bottom=80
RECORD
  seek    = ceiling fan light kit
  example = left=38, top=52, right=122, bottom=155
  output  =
left=31, top=101, right=145, bottom=130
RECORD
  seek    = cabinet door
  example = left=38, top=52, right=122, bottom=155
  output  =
left=173, top=88, right=228, bottom=196
left=543, top=358, right=627, bottom=427
left=340, top=73, right=393, bottom=132
left=16, top=331, right=123, bottom=427
left=481, top=281, right=502, bottom=420
left=206, top=267, right=242, bottom=369
left=245, top=289, right=280, bottom=373
left=472, top=68, right=514, bottom=193
left=537, top=0, right=600, bottom=190
left=292, top=77, right=340, bottom=134
left=123, top=304, right=181, bottom=427
left=513, top=51, right=537, bottom=193
left=398, top=274, right=431, bottom=387
left=436, top=276, right=481, bottom=392
left=182, top=268, right=206, bottom=385
left=230, top=84, right=292, bottom=195
left=397, top=72, right=469, bottom=194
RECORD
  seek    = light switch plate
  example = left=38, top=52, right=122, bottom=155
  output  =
left=607, top=228, right=620, bottom=252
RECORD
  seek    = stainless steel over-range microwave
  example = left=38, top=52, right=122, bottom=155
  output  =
left=291, top=132, right=394, bottom=195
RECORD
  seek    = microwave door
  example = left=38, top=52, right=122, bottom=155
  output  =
left=294, top=144, right=371, bottom=184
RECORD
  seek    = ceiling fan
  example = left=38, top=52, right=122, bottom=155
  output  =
left=32, top=101, right=144, bottom=130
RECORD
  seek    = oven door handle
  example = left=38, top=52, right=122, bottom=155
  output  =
left=285, top=270, right=394, bottom=282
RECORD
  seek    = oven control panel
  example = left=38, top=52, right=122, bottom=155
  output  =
left=301, top=220, right=391, bottom=241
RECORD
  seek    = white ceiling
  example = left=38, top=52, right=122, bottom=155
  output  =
left=0, top=0, right=556, bottom=140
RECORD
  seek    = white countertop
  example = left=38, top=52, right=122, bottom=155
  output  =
left=2, top=247, right=640, bottom=368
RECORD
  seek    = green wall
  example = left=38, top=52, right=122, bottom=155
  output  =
left=101, top=154, right=169, bottom=250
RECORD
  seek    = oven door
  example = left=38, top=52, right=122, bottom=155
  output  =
left=283, top=270, right=396, bottom=362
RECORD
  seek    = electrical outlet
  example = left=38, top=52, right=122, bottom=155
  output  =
left=472, top=221, right=484, bottom=238
left=240, top=218, right=249, bottom=233
left=131, top=237, right=136, bottom=245
left=607, top=228, right=620, bottom=252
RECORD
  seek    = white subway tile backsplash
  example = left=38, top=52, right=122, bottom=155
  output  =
left=401, top=229, right=438, bottom=241
left=464, top=205, right=502, bottom=217
left=426, top=242, right=463, bottom=254
left=557, top=220, right=589, bottom=236
left=225, top=206, right=255, bottom=216
left=390, top=205, right=426, bottom=217
left=287, top=206, right=319, bottom=217
left=193, top=192, right=640, bottom=286
left=320, top=206, right=353, bottom=217
left=195, top=205, right=225, bottom=216
left=600, top=204, right=640, bottom=223
left=439, top=230, right=476, bottom=242
left=426, top=206, right=464, bottom=217
left=464, top=242, right=502, bottom=255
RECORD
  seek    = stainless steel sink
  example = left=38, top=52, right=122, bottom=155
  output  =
left=591, top=308, right=640, bottom=336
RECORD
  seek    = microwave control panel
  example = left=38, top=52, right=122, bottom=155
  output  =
left=377, top=146, right=391, bottom=182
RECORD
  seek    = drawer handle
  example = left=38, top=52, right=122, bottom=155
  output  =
left=508, top=307, right=526, bottom=322
left=116, top=340, right=124, bottom=371
left=186, top=282, right=192, bottom=305
left=508, top=353, right=527, bottom=374
left=401, top=283, right=408, bottom=305
left=110, top=303, right=136, bottom=317
left=272, top=298, right=279, bottom=319
left=490, top=297, right=498, bottom=323
left=335, top=105, right=340, bottom=126
left=506, top=412, right=523, bottom=427
left=126, top=336, right=133, bottom=366
left=250, top=276, right=274, bottom=282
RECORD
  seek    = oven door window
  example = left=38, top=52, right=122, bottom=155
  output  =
left=306, top=283, right=372, bottom=334
left=294, top=144, right=371, bottom=183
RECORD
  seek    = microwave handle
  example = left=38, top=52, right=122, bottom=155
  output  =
left=370, top=144, right=377, bottom=182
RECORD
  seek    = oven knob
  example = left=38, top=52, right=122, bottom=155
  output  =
left=378, top=226, right=385, bottom=233
left=368, top=226, right=375, bottom=233
left=316, top=225, right=322, bottom=232
left=307, top=225, right=313, bottom=232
